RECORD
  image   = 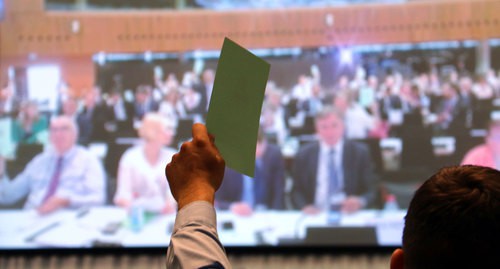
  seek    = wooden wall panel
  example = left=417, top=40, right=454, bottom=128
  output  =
left=1, top=0, right=499, bottom=86
left=1, top=0, right=500, bottom=58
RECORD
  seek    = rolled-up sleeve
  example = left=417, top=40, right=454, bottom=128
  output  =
left=167, top=201, right=231, bottom=269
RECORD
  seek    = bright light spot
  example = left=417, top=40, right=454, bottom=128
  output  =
left=97, top=52, right=106, bottom=66
left=340, top=49, right=353, bottom=65
left=27, top=65, right=60, bottom=111
left=144, top=51, right=153, bottom=62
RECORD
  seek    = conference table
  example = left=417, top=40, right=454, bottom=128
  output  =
left=0, top=207, right=405, bottom=249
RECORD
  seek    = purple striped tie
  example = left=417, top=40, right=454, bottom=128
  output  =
left=42, top=157, right=64, bottom=203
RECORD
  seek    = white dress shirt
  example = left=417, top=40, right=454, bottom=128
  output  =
left=315, top=140, right=344, bottom=210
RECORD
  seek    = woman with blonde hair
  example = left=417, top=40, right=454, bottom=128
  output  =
left=12, top=100, right=48, bottom=144
left=114, top=113, right=177, bottom=213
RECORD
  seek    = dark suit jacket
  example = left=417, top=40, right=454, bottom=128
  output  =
left=216, top=144, right=286, bottom=210
left=291, top=140, right=378, bottom=209
left=108, top=100, right=135, bottom=137
left=133, top=98, right=159, bottom=120
left=77, top=103, right=111, bottom=145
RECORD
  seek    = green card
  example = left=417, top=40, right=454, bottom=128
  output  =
left=206, top=38, right=270, bottom=177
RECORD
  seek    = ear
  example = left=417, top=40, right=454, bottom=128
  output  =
left=390, top=248, right=404, bottom=269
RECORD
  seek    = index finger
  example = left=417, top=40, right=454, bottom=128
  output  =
left=192, top=123, right=211, bottom=145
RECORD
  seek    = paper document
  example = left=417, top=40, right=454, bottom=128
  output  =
left=206, top=38, right=270, bottom=177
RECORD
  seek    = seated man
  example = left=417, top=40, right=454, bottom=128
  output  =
left=0, top=116, right=106, bottom=214
left=390, top=165, right=500, bottom=269
left=291, top=106, right=378, bottom=213
left=216, top=131, right=286, bottom=215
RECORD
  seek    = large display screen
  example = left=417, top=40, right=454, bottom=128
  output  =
left=1, top=34, right=500, bottom=249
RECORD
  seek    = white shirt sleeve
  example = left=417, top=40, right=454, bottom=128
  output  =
left=167, top=201, right=231, bottom=269
left=0, top=168, right=30, bottom=205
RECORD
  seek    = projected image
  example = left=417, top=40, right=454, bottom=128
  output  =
left=1, top=41, right=499, bottom=249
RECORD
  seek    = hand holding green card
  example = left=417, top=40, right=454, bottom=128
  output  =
left=206, top=38, right=271, bottom=177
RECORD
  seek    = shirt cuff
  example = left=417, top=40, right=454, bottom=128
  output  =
left=173, top=201, right=217, bottom=232
left=358, top=196, right=368, bottom=208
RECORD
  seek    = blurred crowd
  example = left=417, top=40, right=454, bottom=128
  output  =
left=2, top=66, right=500, bottom=148
left=1, top=63, right=500, bottom=214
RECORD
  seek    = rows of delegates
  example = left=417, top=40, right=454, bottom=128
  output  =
left=1, top=66, right=500, bottom=216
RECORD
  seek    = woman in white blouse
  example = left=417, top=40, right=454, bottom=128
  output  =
left=114, top=113, right=177, bottom=214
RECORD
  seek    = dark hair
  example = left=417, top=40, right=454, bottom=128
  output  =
left=314, top=105, right=344, bottom=123
left=402, top=165, right=500, bottom=269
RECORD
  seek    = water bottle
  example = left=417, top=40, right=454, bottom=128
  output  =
left=130, top=204, right=145, bottom=233
left=327, top=192, right=346, bottom=225
left=384, top=194, right=399, bottom=212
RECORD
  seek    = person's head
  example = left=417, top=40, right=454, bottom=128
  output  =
left=202, top=69, right=215, bottom=84
left=441, top=82, right=457, bottom=98
left=135, top=85, right=150, bottom=103
left=385, top=75, right=395, bottom=88
left=0, top=84, right=12, bottom=101
left=138, top=113, right=175, bottom=147
left=459, top=76, right=473, bottom=92
left=368, top=75, right=378, bottom=88
left=332, top=91, right=353, bottom=112
left=62, top=98, right=78, bottom=117
left=19, top=100, right=40, bottom=121
left=265, top=87, right=283, bottom=108
left=311, top=83, right=322, bottom=97
left=83, top=88, right=97, bottom=107
left=298, top=75, right=309, bottom=85
left=409, top=84, right=420, bottom=98
left=314, top=106, right=344, bottom=146
left=181, top=71, right=198, bottom=87
left=164, top=88, right=180, bottom=104
left=448, top=70, right=458, bottom=83
left=49, top=116, right=78, bottom=155
left=109, top=90, right=122, bottom=103
left=391, top=165, right=500, bottom=269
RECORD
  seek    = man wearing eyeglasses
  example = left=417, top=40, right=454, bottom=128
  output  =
left=0, top=116, right=106, bottom=214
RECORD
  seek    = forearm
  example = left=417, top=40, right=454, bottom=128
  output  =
left=0, top=173, right=29, bottom=205
left=167, top=201, right=230, bottom=269
left=58, top=190, right=105, bottom=208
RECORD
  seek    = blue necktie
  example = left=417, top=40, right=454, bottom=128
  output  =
left=328, top=149, right=339, bottom=194
left=242, top=174, right=255, bottom=208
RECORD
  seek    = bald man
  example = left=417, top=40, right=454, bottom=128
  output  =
left=0, top=116, right=106, bottom=214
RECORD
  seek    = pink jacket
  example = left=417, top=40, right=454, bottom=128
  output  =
left=461, top=144, right=496, bottom=169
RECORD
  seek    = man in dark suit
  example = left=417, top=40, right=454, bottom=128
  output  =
left=291, top=106, right=378, bottom=214
left=76, top=88, right=111, bottom=145
left=106, top=90, right=135, bottom=137
left=216, top=132, right=286, bottom=215
left=192, top=69, right=215, bottom=115
left=133, top=85, right=159, bottom=121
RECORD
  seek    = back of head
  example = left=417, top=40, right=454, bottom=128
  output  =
left=403, top=165, right=500, bottom=269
